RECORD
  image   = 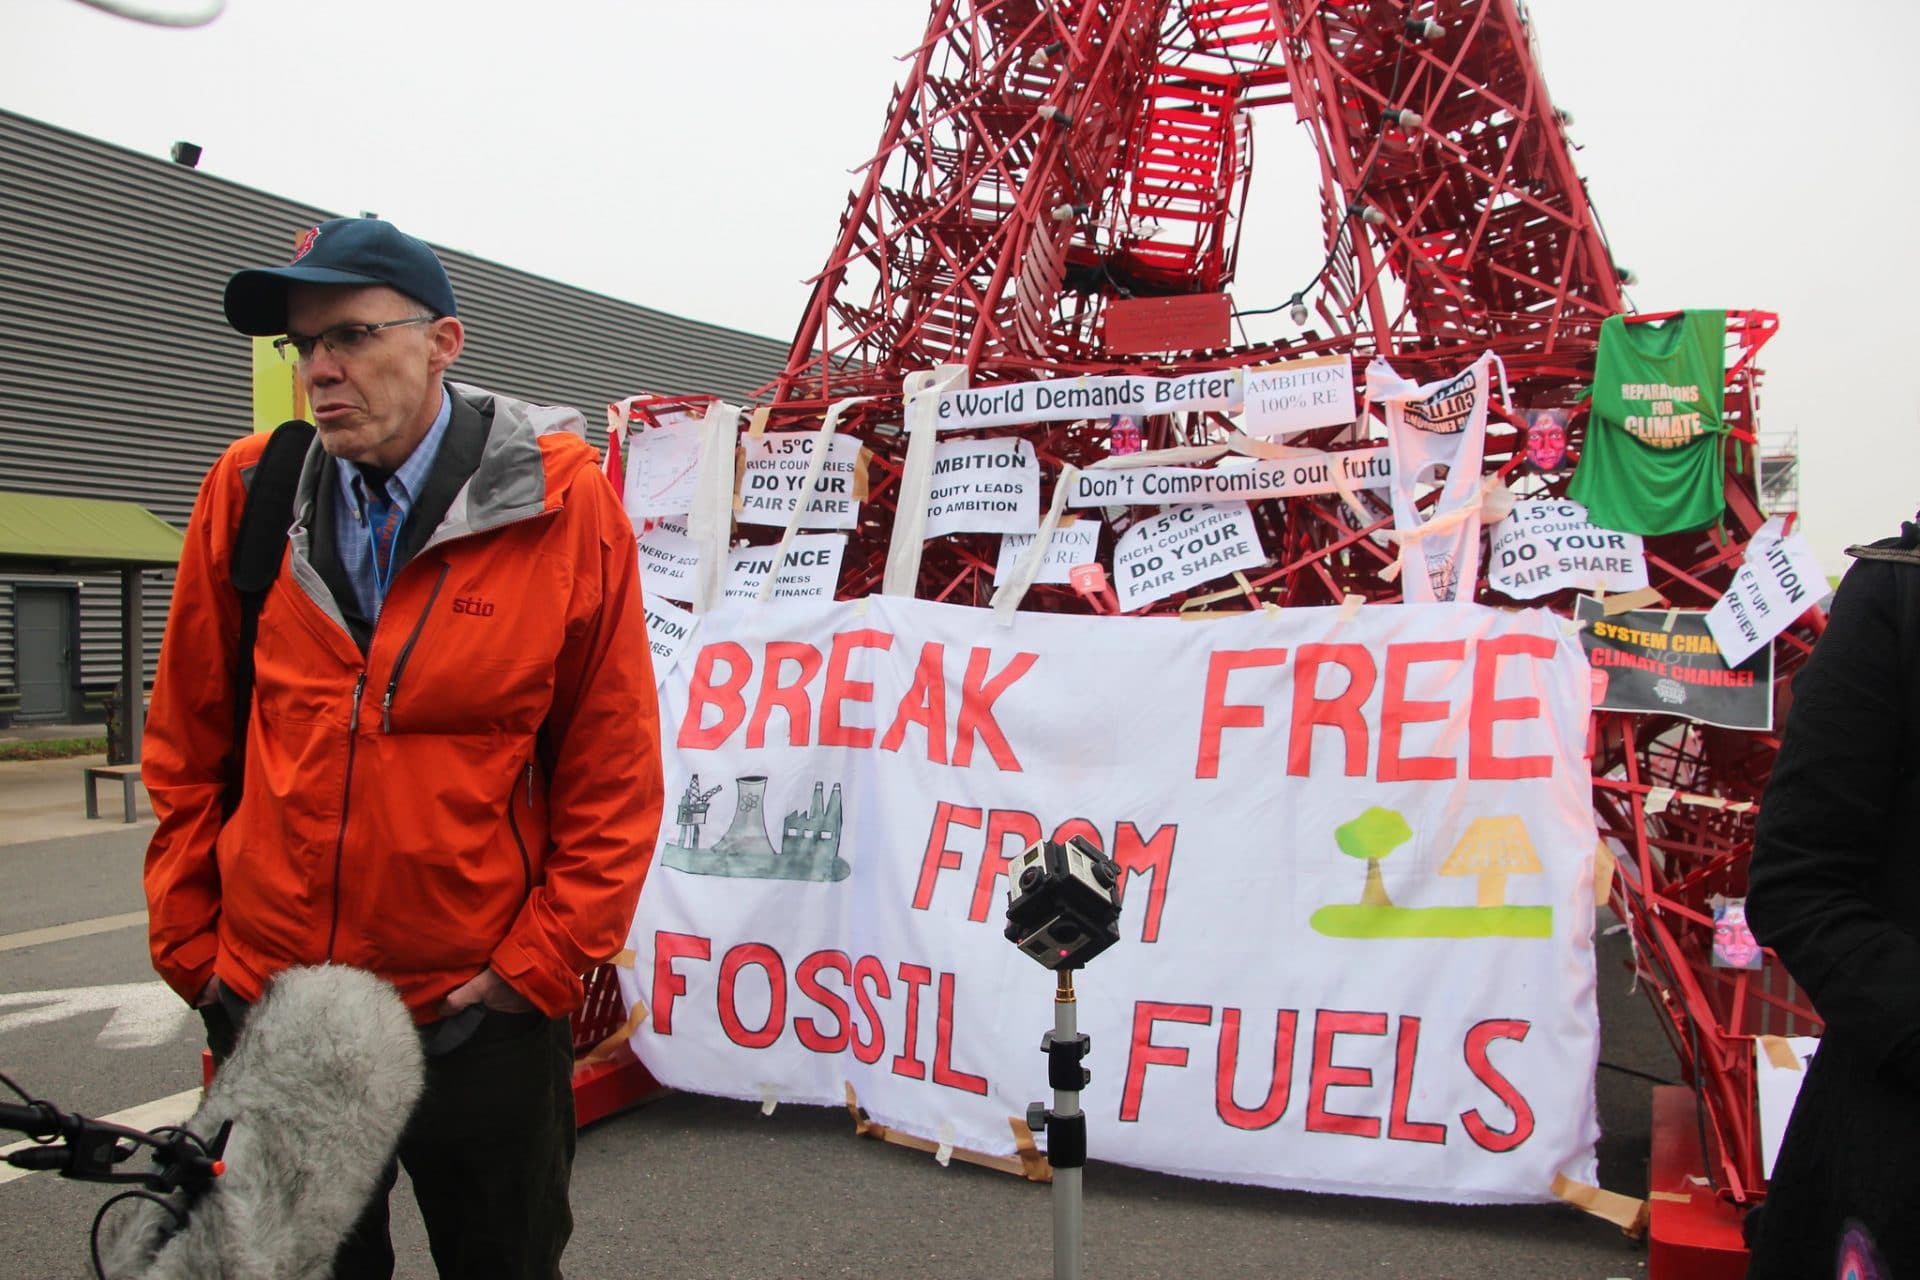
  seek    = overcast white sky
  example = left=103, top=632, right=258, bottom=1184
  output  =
left=4, top=0, right=1913, bottom=575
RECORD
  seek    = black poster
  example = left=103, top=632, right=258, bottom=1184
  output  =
left=1575, top=597, right=1774, bottom=731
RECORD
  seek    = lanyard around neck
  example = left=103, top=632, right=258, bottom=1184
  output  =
left=359, top=479, right=408, bottom=601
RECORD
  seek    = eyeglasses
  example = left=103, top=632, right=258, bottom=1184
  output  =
left=272, top=316, right=434, bottom=363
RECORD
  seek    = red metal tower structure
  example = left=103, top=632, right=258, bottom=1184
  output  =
left=735, top=0, right=1817, bottom=1206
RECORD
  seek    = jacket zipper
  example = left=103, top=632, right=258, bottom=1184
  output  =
left=507, top=762, right=534, bottom=897
left=382, top=565, right=450, bottom=733
left=326, top=671, right=367, bottom=961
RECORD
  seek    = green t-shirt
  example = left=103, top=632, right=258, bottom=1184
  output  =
left=1567, top=310, right=1727, bottom=535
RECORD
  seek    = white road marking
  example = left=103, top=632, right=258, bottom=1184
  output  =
left=0, top=910, right=146, bottom=955
left=0, top=1087, right=202, bottom=1187
left=0, top=982, right=193, bottom=1049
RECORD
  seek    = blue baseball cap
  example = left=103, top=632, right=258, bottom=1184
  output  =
left=224, top=218, right=459, bottom=336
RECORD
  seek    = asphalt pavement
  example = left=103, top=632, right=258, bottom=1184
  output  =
left=0, top=756, right=1667, bottom=1278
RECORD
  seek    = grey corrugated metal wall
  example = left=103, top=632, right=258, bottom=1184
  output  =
left=0, top=107, right=788, bottom=721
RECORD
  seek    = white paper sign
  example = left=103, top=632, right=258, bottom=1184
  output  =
left=623, top=412, right=704, bottom=521
left=1754, top=1036, right=1818, bottom=1179
left=626, top=596, right=1601, bottom=1205
left=936, top=370, right=1242, bottom=430
left=1489, top=500, right=1649, bottom=599
left=1113, top=502, right=1266, bottom=612
left=636, top=517, right=701, bottom=604
left=1242, top=356, right=1358, bottom=437
left=738, top=432, right=864, bottom=530
left=922, top=439, right=1041, bottom=538
left=725, top=534, right=847, bottom=601
left=643, top=595, right=698, bottom=683
left=1067, top=448, right=1392, bottom=509
left=993, top=518, right=1101, bottom=586
left=1706, top=519, right=1826, bottom=667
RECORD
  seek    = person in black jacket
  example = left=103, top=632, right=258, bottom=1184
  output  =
left=1745, top=515, right=1920, bottom=1280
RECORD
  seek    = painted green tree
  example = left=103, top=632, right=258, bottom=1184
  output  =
left=1335, top=807, right=1412, bottom=908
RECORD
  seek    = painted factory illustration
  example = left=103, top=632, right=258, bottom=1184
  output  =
left=662, top=773, right=853, bottom=882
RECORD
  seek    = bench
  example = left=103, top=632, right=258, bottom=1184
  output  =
left=83, top=763, right=144, bottom=823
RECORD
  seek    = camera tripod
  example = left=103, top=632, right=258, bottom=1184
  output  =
left=1025, top=968, right=1092, bottom=1280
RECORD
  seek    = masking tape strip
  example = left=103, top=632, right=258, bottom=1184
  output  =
left=686, top=401, right=742, bottom=615
left=1338, top=593, right=1365, bottom=622
left=758, top=395, right=870, bottom=603
left=883, top=365, right=967, bottom=595
left=610, top=948, right=636, bottom=969
left=1180, top=582, right=1248, bottom=610
left=855, top=446, right=872, bottom=502
left=1221, top=428, right=1316, bottom=461
left=1759, top=1035, right=1802, bottom=1071
left=1009, top=1116, right=1052, bottom=1181
left=1662, top=607, right=1679, bottom=633
left=758, top=1083, right=780, bottom=1116
left=579, top=998, right=648, bottom=1066
left=1550, top=1173, right=1649, bottom=1236
left=1593, top=842, right=1617, bottom=907
left=1679, top=792, right=1728, bottom=811
left=1325, top=446, right=1374, bottom=525
left=844, top=1081, right=880, bottom=1136
left=1648, top=1190, right=1692, bottom=1203
left=746, top=406, right=772, bottom=438
left=1644, top=786, right=1676, bottom=815
left=1603, top=586, right=1664, bottom=616
left=935, top=1120, right=955, bottom=1167
left=990, top=464, right=1077, bottom=625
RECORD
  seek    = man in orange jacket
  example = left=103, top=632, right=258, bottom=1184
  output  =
left=142, top=218, right=663, bottom=1279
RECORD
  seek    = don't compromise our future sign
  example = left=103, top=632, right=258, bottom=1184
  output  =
left=620, top=596, right=1604, bottom=1204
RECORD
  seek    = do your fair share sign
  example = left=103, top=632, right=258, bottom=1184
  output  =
left=621, top=596, right=1603, bottom=1204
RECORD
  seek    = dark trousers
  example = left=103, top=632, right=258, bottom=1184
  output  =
left=205, top=1003, right=577, bottom=1279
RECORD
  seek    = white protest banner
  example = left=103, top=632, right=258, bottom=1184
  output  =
left=1067, top=448, right=1393, bottom=509
left=623, top=410, right=704, bottom=521
left=924, top=438, right=1041, bottom=538
left=1706, top=518, right=1827, bottom=667
left=738, top=432, right=865, bottom=530
left=1242, top=356, right=1358, bottom=437
left=643, top=596, right=698, bottom=683
left=937, top=370, right=1242, bottom=430
left=993, top=518, right=1101, bottom=586
left=625, top=596, right=1600, bottom=1204
left=1489, top=500, right=1649, bottom=599
left=1113, top=502, right=1266, bottom=612
left=725, top=534, right=846, bottom=601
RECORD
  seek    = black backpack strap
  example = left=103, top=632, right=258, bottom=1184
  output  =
left=224, top=420, right=315, bottom=816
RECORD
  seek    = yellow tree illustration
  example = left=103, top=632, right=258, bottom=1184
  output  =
left=1440, top=816, right=1541, bottom=907
left=1335, top=807, right=1412, bottom=908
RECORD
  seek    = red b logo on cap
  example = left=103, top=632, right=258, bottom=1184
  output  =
left=289, top=227, right=320, bottom=263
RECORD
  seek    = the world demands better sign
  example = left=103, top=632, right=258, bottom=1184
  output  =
left=621, top=596, right=1603, bottom=1204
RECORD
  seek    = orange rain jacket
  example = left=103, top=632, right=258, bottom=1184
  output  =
left=143, top=384, right=663, bottom=1020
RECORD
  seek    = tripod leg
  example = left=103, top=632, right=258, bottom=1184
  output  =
left=1051, top=973, right=1084, bottom=1280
